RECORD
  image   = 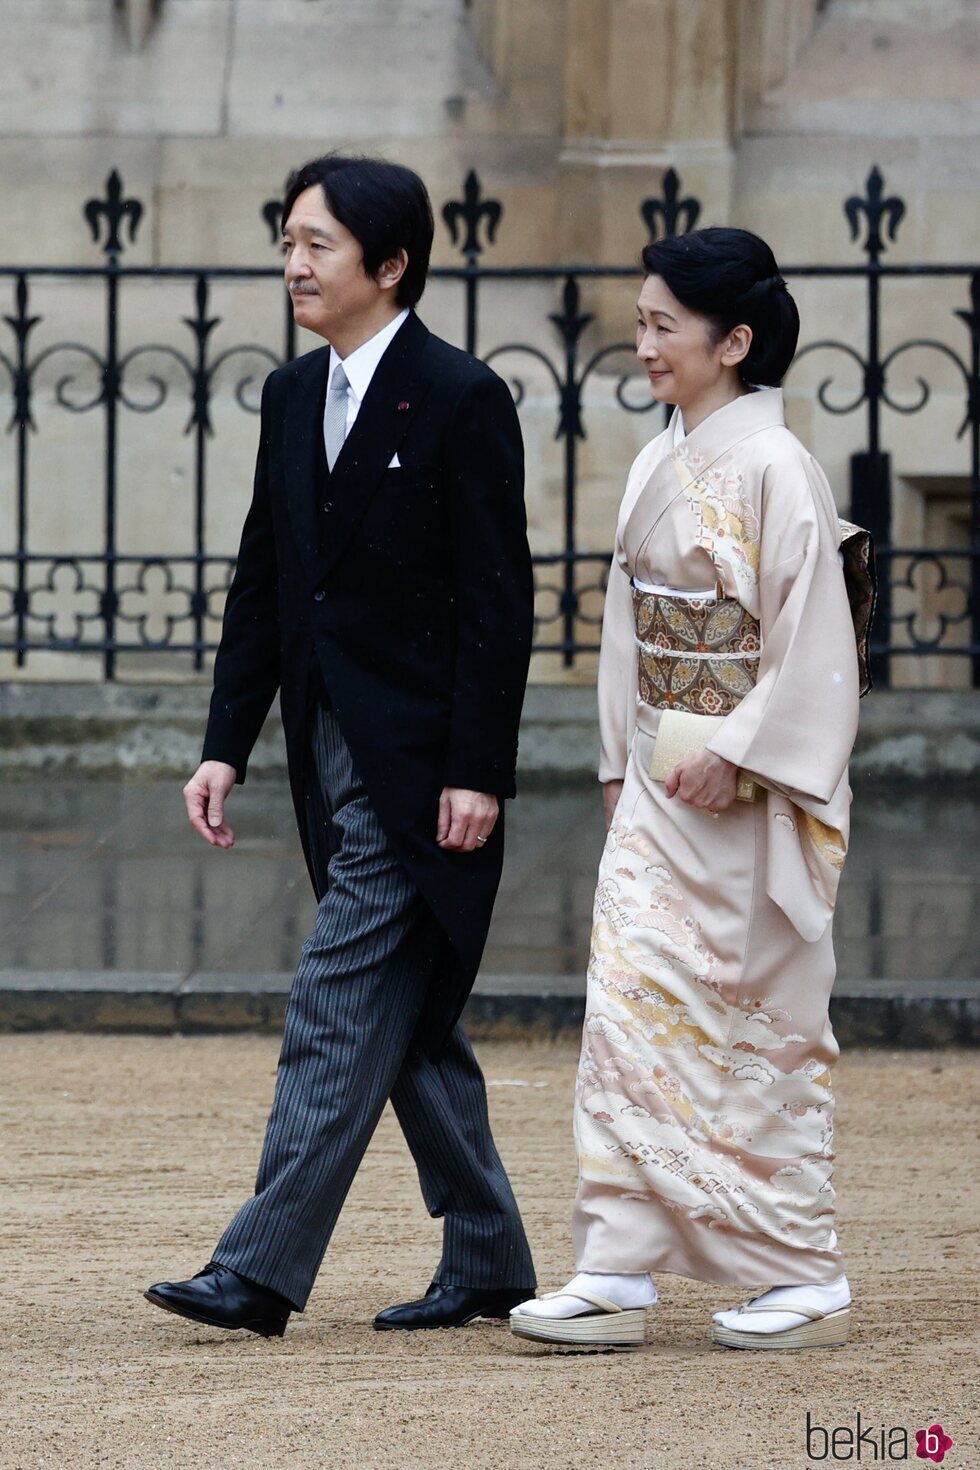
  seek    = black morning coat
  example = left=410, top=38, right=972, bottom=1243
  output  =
left=201, top=310, right=534, bottom=1047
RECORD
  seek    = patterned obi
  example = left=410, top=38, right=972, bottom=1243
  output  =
left=632, top=585, right=761, bottom=716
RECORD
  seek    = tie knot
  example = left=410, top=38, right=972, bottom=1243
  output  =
left=330, top=362, right=349, bottom=395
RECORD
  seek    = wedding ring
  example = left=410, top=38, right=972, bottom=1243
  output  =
left=476, top=834, right=489, bottom=844
left=709, top=811, right=720, bottom=819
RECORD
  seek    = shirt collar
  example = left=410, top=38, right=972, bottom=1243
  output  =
left=328, top=308, right=410, bottom=404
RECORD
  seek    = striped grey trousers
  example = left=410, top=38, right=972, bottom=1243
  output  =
left=213, top=704, right=536, bottom=1311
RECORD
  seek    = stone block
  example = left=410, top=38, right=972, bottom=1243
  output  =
left=175, top=991, right=286, bottom=1032
left=0, top=137, right=161, bottom=267
left=226, top=0, right=494, bottom=142
left=0, top=969, right=182, bottom=1031
left=0, top=1, right=229, bottom=139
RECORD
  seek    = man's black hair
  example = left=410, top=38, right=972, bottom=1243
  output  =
left=282, top=153, right=434, bottom=309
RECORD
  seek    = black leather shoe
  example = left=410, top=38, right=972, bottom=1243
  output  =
left=373, top=1282, right=533, bottom=1331
left=144, top=1262, right=293, bottom=1338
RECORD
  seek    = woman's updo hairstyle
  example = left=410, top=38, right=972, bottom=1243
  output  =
left=640, top=227, right=800, bottom=387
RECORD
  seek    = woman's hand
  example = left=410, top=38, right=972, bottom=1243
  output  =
left=665, top=749, right=738, bottom=813
left=602, top=779, right=624, bottom=830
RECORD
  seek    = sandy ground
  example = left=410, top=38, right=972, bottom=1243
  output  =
left=0, top=1036, right=976, bottom=1470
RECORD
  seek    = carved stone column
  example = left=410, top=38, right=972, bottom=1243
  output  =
left=559, top=0, right=741, bottom=256
left=121, top=0, right=156, bottom=52
left=734, top=0, right=822, bottom=129
left=556, top=0, right=736, bottom=350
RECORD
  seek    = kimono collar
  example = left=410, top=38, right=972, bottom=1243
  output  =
left=660, top=388, right=786, bottom=615
left=618, top=389, right=786, bottom=609
left=667, top=387, right=785, bottom=476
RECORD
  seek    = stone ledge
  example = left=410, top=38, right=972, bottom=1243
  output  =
left=0, top=970, right=975, bottom=1046
left=0, top=683, right=977, bottom=784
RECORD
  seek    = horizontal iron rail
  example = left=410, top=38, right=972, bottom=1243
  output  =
left=2, top=547, right=971, bottom=563
left=2, top=263, right=980, bottom=280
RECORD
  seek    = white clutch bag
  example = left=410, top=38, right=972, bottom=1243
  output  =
left=648, top=709, right=757, bottom=802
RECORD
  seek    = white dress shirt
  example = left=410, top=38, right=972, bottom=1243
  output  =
left=325, top=308, right=410, bottom=468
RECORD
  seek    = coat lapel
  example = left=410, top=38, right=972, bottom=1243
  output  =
left=284, top=312, right=434, bottom=588
left=284, top=345, right=331, bottom=591
left=321, top=312, right=432, bottom=577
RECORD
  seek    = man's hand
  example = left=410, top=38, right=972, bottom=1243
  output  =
left=183, top=760, right=238, bottom=848
left=437, top=788, right=499, bottom=853
left=665, top=748, right=737, bottom=813
left=602, top=779, right=624, bottom=831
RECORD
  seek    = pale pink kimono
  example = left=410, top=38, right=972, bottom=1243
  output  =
left=572, top=388, right=860, bottom=1286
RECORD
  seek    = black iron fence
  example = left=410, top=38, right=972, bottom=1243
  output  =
left=1, top=165, right=978, bottom=684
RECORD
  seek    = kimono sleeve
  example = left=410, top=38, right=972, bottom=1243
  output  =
left=705, top=455, right=859, bottom=805
left=597, top=543, right=639, bottom=784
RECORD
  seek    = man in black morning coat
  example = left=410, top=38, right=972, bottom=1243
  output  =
left=144, top=155, right=537, bottom=1337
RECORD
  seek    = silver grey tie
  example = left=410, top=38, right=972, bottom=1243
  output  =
left=323, top=362, right=350, bottom=471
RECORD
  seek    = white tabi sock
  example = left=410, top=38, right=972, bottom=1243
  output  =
left=711, top=1274, right=851, bottom=1334
left=511, top=1272, right=659, bottom=1319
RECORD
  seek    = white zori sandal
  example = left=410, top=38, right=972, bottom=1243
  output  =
left=509, top=1289, right=647, bottom=1349
left=710, top=1291, right=851, bottom=1351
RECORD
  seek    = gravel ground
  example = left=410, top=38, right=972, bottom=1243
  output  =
left=0, top=1036, right=976, bottom=1470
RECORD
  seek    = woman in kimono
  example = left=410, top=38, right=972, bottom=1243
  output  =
left=511, top=228, right=863, bottom=1351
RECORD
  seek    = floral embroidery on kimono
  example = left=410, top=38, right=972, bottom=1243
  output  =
left=573, top=389, right=859, bottom=1287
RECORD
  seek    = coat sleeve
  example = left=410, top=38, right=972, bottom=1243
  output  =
left=596, top=545, right=639, bottom=784
left=201, top=373, right=281, bottom=784
left=441, top=371, right=534, bottom=798
left=705, top=454, right=859, bottom=805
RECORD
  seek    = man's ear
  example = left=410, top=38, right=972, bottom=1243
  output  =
left=376, top=248, right=409, bottom=294
left=721, top=323, right=752, bottom=368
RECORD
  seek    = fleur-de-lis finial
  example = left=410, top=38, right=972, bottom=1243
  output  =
left=262, top=197, right=283, bottom=246
left=83, top=170, right=144, bottom=258
left=844, top=165, right=906, bottom=260
left=4, top=276, right=41, bottom=432
left=641, top=168, right=701, bottom=241
left=548, top=278, right=594, bottom=441
left=441, top=170, right=503, bottom=259
left=182, top=276, right=221, bottom=435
